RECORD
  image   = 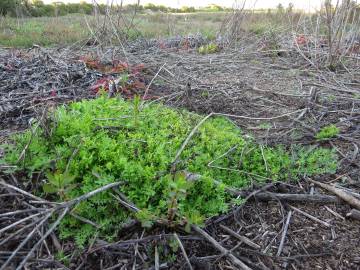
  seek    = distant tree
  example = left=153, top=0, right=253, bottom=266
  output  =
left=53, top=2, right=67, bottom=16
left=29, top=0, right=47, bottom=16
left=0, top=0, right=32, bottom=16
left=206, top=4, right=223, bottom=11
left=144, top=3, right=158, bottom=11
left=79, top=2, right=93, bottom=15
left=157, top=5, right=168, bottom=12
left=125, top=4, right=144, bottom=13
left=0, top=0, right=16, bottom=16
left=287, top=2, right=294, bottom=13
left=181, top=6, right=195, bottom=13
left=276, top=3, right=284, bottom=14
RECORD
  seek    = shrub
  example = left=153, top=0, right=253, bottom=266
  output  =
left=316, top=124, right=340, bottom=140
left=1, top=96, right=337, bottom=246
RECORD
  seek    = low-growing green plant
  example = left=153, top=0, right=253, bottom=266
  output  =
left=1, top=96, right=337, bottom=247
left=316, top=124, right=340, bottom=140
left=43, top=171, right=76, bottom=200
left=55, top=250, right=70, bottom=267
left=198, top=43, right=219, bottom=54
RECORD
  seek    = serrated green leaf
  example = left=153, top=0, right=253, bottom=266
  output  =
left=43, top=183, right=58, bottom=194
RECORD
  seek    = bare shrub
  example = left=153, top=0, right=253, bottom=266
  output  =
left=293, top=0, right=360, bottom=70
left=218, top=1, right=249, bottom=46
left=84, top=0, right=142, bottom=48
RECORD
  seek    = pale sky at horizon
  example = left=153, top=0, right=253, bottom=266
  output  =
left=43, top=0, right=324, bottom=11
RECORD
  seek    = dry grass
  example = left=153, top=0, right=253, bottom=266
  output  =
left=0, top=12, right=228, bottom=47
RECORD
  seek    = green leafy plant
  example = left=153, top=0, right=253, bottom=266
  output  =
left=198, top=43, right=219, bottom=54
left=316, top=124, right=340, bottom=140
left=55, top=251, right=70, bottom=267
left=43, top=171, right=76, bottom=200
left=132, top=94, right=141, bottom=127
left=168, top=236, right=180, bottom=253
left=167, top=172, right=193, bottom=225
left=1, top=96, right=338, bottom=246
left=135, top=209, right=157, bottom=228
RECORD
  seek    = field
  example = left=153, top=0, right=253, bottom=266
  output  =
left=0, top=12, right=228, bottom=47
left=1, top=5, right=360, bottom=270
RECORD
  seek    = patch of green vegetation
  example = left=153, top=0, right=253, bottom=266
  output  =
left=0, top=16, right=90, bottom=47
left=316, top=124, right=340, bottom=140
left=1, top=96, right=337, bottom=247
left=55, top=251, right=70, bottom=267
left=198, top=43, right=219, bottom=54
left=201, top=90, right=210, bottom=98
left=248, top=22, right=269, bottom=35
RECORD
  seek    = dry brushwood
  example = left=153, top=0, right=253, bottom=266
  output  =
left=0, top=180, right=121, bottom=270
left=191, top=225, right=252, bottom=270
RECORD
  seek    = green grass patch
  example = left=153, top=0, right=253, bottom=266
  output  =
left=1, top=96, right=337, bottom=246
left=316, top=124, right=340, bottom=140
left=0, top=15, right=90, bottom=47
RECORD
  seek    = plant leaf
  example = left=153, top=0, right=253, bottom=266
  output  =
left=43, top=183, right=58, bottom=194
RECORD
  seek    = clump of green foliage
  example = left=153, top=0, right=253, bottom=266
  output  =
left=316, top=124, right=340, bottom=140
left=1, top=96, right=337, bottom=247
left=198, top=43, right=219, bottom=54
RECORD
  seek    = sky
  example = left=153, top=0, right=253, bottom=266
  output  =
left=43, top=0, right=323, bottom=10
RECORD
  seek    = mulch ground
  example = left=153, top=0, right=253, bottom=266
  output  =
left=0, top=37, right=359, bottom=270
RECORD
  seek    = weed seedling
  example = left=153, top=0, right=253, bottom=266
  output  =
left=198, top=43, right=219, bottom=54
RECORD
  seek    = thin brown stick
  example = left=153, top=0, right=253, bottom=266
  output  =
left=172, top=113, right=214, bottom=165
left=191, top=225, right=252, bottom=270
left=219, top=224, right=260, bottom=250
left=16, top=207, right=69, bottom=270
left=0, top=210, right=54, bottom=270
left=0, top=210, right=50, bottom=235
left=308, top=179, right=360, bottom=210
left=277, top=210, right=292, bottom=256
left=173, top=233, right=194, bottom=270
left=154, top=245, right=160, bottom=270
left=289, top=205, right=331, bottom=228
left=141, top=63, right=166, bottom=104
left=0, top=179, right=48, bottom=202
left=238, top=192, right=341, bottom=204
left=213, top=109, right=306, bottom=121
left=324, top=206, right=345, bottom=220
